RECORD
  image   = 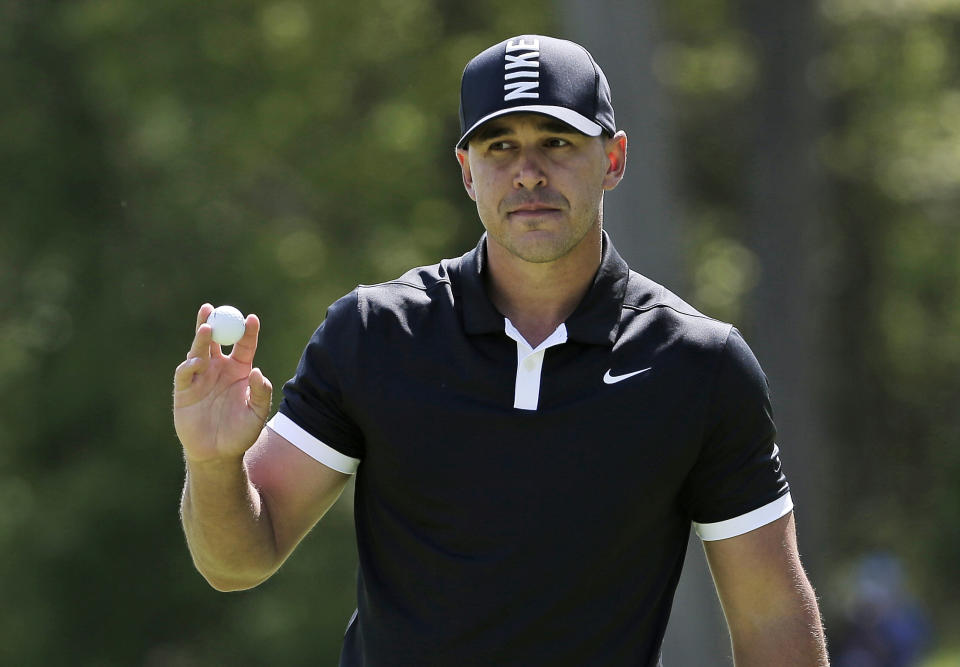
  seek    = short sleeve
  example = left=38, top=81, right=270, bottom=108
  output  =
left=269, top=291, right=365, bottom=474
left=681, top=327, right=792, bottom=540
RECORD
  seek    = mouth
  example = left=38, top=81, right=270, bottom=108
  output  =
left=507, top=204, right=562, bottom=217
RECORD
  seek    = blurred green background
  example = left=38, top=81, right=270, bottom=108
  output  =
left=2, top=0, right=958, bottom=664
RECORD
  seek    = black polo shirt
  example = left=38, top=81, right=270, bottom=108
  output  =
left=268, top=233, right=792, bottom=666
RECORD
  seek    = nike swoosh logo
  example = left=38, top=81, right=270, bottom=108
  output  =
left=603, top=367, right=652, bottom=384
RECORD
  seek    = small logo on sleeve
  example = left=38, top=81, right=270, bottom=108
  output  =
left=603, top=367, right=652, bottom=385
left=504, top=37, right=540, bottom=101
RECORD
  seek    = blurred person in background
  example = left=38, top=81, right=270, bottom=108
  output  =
left=833, top=552, right=930, bottom=667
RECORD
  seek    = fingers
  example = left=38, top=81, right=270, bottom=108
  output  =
left=174, top=356, right=210, bottom=392
left=187, top=322, right=214, bottom=360
left=188, top=303, right=215, bottom=360
left=247, top=367, right=273, bottom=420
left=229, top=314, right=261, bottom=366
left=195, top=303, right=214, bottom=332
left=176, top=305, right=215, bottom=395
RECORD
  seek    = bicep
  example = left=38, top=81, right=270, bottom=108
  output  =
left=245, top=427, right=352, bottom=561
left=703, top=512, right=808, bottom=627
left=703, top=513, right=828, bottom=665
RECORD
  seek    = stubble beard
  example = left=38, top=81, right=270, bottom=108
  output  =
left=492, top=213, right=600, bottom=264
left=490, top=195, right=603, bottom=265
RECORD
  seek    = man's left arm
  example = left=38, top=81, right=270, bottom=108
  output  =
left=703, top=511, right=829, bottom=666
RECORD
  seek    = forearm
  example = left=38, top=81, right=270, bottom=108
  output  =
left=180, top=455, right=279, bottom=591
left=729, top=577, right=828, bottom=666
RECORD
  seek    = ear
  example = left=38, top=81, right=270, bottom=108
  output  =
left=455, top=148, right=477, bottom=201
left=601, top=131, right=628, bottom=191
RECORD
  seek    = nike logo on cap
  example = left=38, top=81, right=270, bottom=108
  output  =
left=603, top=367, right=652, bottom=384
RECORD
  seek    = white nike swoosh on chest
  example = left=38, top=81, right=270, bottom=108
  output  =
left=603, top=367, right=652, bottom=384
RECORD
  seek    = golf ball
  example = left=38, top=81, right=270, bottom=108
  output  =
left=208, top=305, right=246, bottom=346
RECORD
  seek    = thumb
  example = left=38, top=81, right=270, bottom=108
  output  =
left=248, top=367, right=273, bottom=418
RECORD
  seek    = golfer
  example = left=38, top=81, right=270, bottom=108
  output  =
left=174, top=35, right=829, bottom=666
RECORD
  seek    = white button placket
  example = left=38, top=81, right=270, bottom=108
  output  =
left=504, top=319, right=568, bottom=411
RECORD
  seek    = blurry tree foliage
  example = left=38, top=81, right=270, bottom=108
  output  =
left=659, top=0, right=960, bottom=650
left=815, top=2, right=960, bottom=633
left=1, top=0, right=555, bottom=663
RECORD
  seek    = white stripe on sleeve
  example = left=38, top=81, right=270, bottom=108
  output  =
left=266, top=412, right=361, bottom=474
left=693, top=492, right=794, bottom=541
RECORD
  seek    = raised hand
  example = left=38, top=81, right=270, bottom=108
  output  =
left=173, top=303, right=273, bottom=464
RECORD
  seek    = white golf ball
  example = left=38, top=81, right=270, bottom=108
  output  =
left=208, top=305, right=246, bottom=346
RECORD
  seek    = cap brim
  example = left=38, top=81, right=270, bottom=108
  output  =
left=457, top=105, right=604, bottom=149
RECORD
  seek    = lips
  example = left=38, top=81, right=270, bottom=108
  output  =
left=503, top=192, right=567, bottom=217
left=509, top=207, right=560, bottom=216
left=510, top=203, right=559, bottom=212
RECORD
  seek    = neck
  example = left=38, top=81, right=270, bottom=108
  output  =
left=485, top=227, right=602, bottom=347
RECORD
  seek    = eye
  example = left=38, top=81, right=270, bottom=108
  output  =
left=545, top=137, right=571, bottom=148
left=488, top=140, right=514, bottom=152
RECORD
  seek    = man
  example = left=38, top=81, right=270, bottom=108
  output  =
left=174, top=35, right=829, bottom=666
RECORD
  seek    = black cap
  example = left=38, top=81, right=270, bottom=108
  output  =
left=457, top=35, right=616, bottom=149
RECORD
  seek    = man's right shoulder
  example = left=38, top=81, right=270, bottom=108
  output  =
left=359, top=257, right=454, bottom=297
left=329, top=252, right=470, bottom=329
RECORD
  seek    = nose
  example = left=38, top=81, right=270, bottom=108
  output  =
left=513, top=150, right=547, bottom=190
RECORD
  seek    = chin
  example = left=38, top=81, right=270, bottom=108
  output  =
left=508, top=235, right=578, bottom=264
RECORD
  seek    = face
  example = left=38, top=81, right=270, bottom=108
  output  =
left=456, top=113, right=627, bottom=265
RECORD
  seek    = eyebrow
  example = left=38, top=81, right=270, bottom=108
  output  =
left=470, top=117, right=582, bottom=143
